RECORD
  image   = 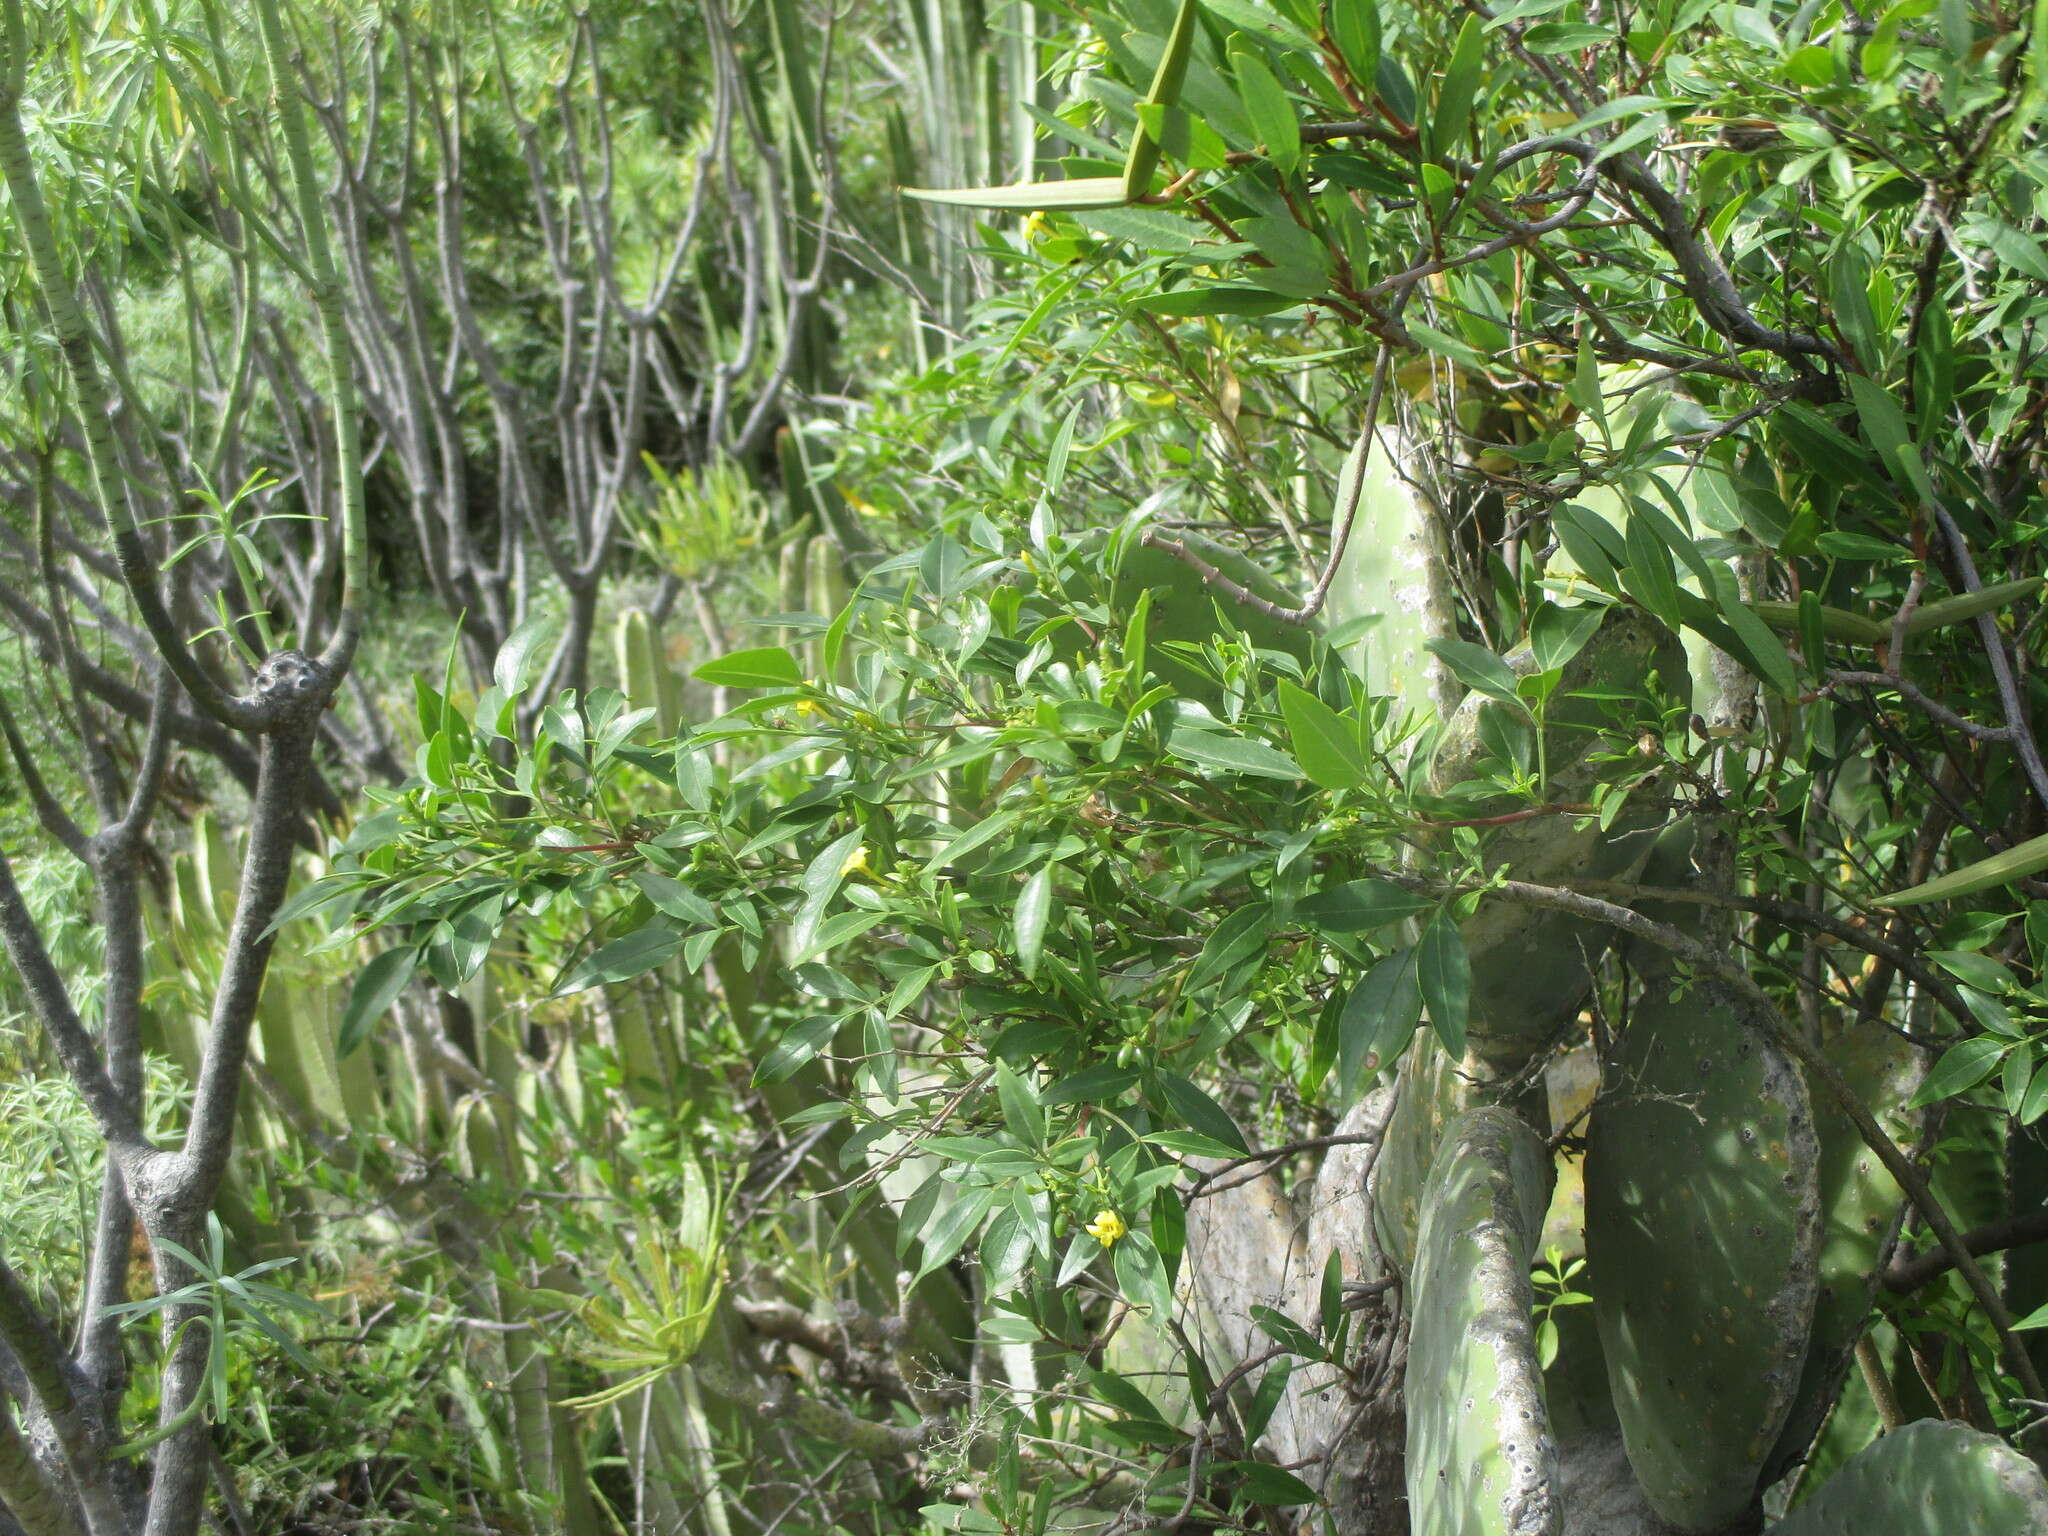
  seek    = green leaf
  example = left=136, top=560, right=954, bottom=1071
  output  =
left=1710, top=577, right=1799, bottom=696
left=1929, top=949, right=2016, bottom=995
left=1416, top=915, right=1470, bottom=1057
left=1223, top=1461, right=1322, bottom=1506
left=1338, top=949, right=1421, bottom=1098
left=1278, top=681, right=1370, bottom=790
left=1423, top=638, right=1521, bottom=703
left=632, top=870, right=719, bottom=928
left=1156, top=1071, right=1250, bottom=1152
left=1148, top=1130, right=1246, bottom=1158
left=1083, top=1362, right=1176, bottom=1428
left=1113, top=1228, right=1175, bottom=1318
left=1909, top=1037, right=2005, bottom=1106
left=1129, top=286, right=1300, bottom=317
left=1185, top=902, right=1274, bottom=992
left=1326, top=0, right=1380, bottom=86
left=693, top=646, right=803, bottom=689
left=1408, top=322, right=1488, bottom=370
left=1015, top=866, right=1054, bottom=980
left=1125, top=0, right=1205, bottom=196
left=338, top=947, right=415, bottom=1058
left=1230, top=45, right=1301, bottom=172
left=1551, top=503, right=1623, bottom=588
left=1428, top=14, right=1485, bottom=157
left=1883, top=831, right=2048, bottom=906
left=1244, top=1357, right=1292, bottom=1441
left=1297, top=880, right=1428, bottom=933
left=554, top=923, right=684, bottom=996
left=912, top=1185, right=998, bottom=1283
left=1522, top=20, right=1613, bottom=51
left=791, top=828, right=864, bottom=957
left=493, top=615, right=560, bottom=697
left=996, top=1062, right=1045, bottom=1147
left=1620, top=513, right=1684, bottom=628
left=754, top=1013, right=842, bottom=1086
left=1528, top=603, right=1604, bottom=672
left=901, top=176, right=1131, bottom=210
left=1041, top=1065, right=1140, bottom=1107
left=1165, top=726, right=1304, bottom=780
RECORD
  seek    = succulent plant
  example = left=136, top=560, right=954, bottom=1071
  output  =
left=1583, top=967, right=1822, bottom=1531
left=1404, top=1107, right=1560, bottom=1536
left=1769, top=1420, right=2048, bottom=1534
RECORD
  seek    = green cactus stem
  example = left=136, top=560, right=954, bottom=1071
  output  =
left=1405, top=1106, right=1560, bottom=1536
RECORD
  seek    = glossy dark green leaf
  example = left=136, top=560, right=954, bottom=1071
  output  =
left=1428, top=15, right=1485, bottom=157
left=1884, top=831, right=2048, bottom=906
left=338, top=947, right=416, bottom=1059
left=1165, top=726, right=1303, bottom=781
left=1185, top=902, right=1274, bottom=992
left=1298, top=880, right=1428, bottom=933
left=554, top=923, right=683, bottom=997
left=1223, top=1461, right=1322, bottom=1506
left=1326, top=0, right=1380, bottom=86
left=1528, top=602, right=1605, bottom=673
left=1909, top=1037, right=2005, bottom=1106
left=1129, top=286, right=1300, bottom=317
left=1230, top=45, right=1301, bottom=172
left=1423, top=638, right=1521, bottom=704
left=1155, top=1071, right=1249, bottom=1152
left=1041, top=1065, right=1141, bottom=1107
left=1338, top=949, right=1420, bottom=1097
left=1014, top=865, right=1054, bottom=980
left=912, top=1184, right=998, bottom=1283
left=1416, top=914, right=1470, bottom=1057
left=1278, top=680, right=1369, bottom=789
left=754, top=1013, right=842, bottom=1086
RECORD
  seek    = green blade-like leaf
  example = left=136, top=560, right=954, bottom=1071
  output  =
left=902, top=176, right=1131, bottom=210
left=1125, top=0, right=1203, bottom=196
left=1278, top=680, right=1369, bottom=790
left=1338, top=949, right=1421, bottom=1097
left=1297, top=880, right=1429, bottom=933
left=554, top=923, right=684, bottom=997
left=1423, top=638, right=1521, bottom=704
left=754, top=1013, right=842, bottom=1086
left=693, top=645, right=803, bottom=688
left=338, top=947, right=415, bottom=1058
left=1155, top=1071, right=1249, bottom=1153
left=1229, top=44, right=1301, bottom=173
left=1327, top=0, right=1381, bottom=88
left=1884, top=830, right=2048, bottom=906
left=1165, top=725, right=1304, bottom=780
left=1416, top=914, right=1471, bottom=1057
left=1015, top=865, right=1053, bottom=980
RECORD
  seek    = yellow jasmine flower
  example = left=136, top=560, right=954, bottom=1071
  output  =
left=841, top=845, right=870, bottom=877
left=1085, top=1209, right=1127, bottom=1248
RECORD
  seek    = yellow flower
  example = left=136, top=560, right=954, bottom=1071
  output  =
left=1022, top=209, right=1052, bottom=243
left=794, top=699, right=824, bottom=719
left=841, top=845, right=870, bottom=877
left=1085, top=1209, right=1127, bottom=1248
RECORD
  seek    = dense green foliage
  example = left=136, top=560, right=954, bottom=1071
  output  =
left=7, top=1, right=2048, bottom=1535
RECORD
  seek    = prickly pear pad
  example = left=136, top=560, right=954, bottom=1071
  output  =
left=1770, top=1419, right=2048, bottom=1535
left=1405, top=1107, right=1561, bottom=1536
left=1584, top=974, right=1821, bottom=1532
left=1763, top=1022, right=1926, bottom=1484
